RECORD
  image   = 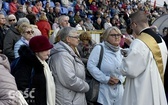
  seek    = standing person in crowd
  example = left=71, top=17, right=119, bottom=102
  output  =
left=46, top=7, right=55, bottom=27
left=75, top=18, right=86, bottom=31
left=104, top=16, right=112, bottom=30
left=84, top=18, right=95, bottom=31
left=49, top=27, right=89, bottom=105
left=26, top=14, right=42, bottom=36
left=93, top=17, right=104, bottom=30
left=3, top=17, right=30, bottom=63
left=121, top=11, right=167, bottom=105
left=15, top=5, right=26, bottom=21
left=68, top=11, right=76, bottom=27
left=14, top=22, right=34, bottom=58
left=52, top=17, right=59, bottom=30
left=0, top=54, right=28, bottom=105
left=77, top=31, right=96, bottom=68
left=74, top=11, right=82, bottom=25
left=7, top=14, right=17, bottom=27
left=87, top=27, right=125, bottom=105
left=49, top=15, right=70, bottom=44
left=36, top=12, right=51, bottom=39
left=163, top=27, right=168, bottom=101
left=32, top=1, right=41, bottom=15
left=26, top=6, right=34, bottom=15
left=0, top=13, right=8, bottom=54
left=13, top=35, right=55, bottom=105
left=9, top=0, right=19, bottom=14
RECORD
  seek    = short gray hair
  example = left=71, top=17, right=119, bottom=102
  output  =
left=59, top=27, right=77, bottom=42
left=17, top=17, right=30, bottom=26
left=58, top=15, right=69, bottom=23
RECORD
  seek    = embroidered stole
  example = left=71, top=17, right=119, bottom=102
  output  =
left=137, top=33, right=164, bottom=83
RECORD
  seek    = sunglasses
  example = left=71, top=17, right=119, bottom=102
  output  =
left=9, top=19, right=16, bottom=22
left=25, top=30, right=34, bottom=34
left=109, top=34, right=122, bottom=37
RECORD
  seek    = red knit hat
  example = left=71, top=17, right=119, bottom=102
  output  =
left=29, top=36, right=53, bottom=52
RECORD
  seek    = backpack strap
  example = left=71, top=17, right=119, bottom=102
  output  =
left=137, top=32, right=164, bottom=83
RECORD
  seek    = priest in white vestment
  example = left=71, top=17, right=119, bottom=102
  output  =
left=121, top=11, right=168, bottom=105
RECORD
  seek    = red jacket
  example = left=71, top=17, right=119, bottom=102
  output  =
left=36, top=20, right=51, bottom=39
left=9, top=2, right=18, bottom=14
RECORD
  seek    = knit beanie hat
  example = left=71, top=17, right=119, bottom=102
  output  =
left=29, top=36, right=53, bottom=52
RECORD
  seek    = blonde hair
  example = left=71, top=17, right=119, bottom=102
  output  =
left=39, top=12, right=48, bottom=21
left=18, top=22, right=32, bottom=34
left=102, top=26, right=121, bottom=41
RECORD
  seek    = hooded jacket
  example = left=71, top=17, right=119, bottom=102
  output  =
left=49, top=41, right=89, bottom=105
left=0, top=54, right=27, bottom=105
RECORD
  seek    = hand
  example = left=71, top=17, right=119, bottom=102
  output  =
left=111, top=77, right=119, bottom=84
left=108, top=77, right=119, bottom=85
left=124, top=37, right=132, bottom=46
left=121, top=48, right=129, bottom=57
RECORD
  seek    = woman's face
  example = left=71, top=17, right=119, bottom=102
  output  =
left=68, top=32, right=80, bottom=47
left=27, top=6, right=32, bottom=12
left=107, top=29, right=121, bottom=46
left=36, top=50, right=50, bottom=61
left=46, top=2, right=50, bottom=7
left=22, top=28, right=34, bottom=41
left=83, top=40, right=89, bottom=45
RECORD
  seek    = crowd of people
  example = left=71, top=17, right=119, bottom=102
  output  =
left=0, top=0, right=168, bottom=105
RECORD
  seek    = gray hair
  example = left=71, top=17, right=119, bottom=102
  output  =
left=58, top=15, right=69, bottom=24
left=17, top=17, right=30, bottom=26
left=59, top=27, right=77, bottom=42
left=8, top=14, right=16, bottom=20
left=102, top=26, right=121, bottom=41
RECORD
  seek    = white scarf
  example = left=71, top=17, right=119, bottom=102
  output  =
left=37, top=56, right=55, bottom=105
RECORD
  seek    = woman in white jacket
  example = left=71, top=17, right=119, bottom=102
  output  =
left=87, top=27, right=125, bottom=105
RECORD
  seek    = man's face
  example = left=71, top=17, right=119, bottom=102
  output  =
left=61, top=17, right=69, bottom=27
left=0, top=14, right=6, bottom=26
left=129, top=19, right=139, bottom=35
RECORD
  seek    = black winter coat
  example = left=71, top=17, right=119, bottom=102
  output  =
left=13, top=45, right=47, bottom=105
left=3, top=24, right=21, bottom=63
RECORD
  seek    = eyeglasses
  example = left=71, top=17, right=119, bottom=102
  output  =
left=109, top=34, right=122, bottom=38
left=69, top=35, right=80, bottom=39
left=9, top=19, right=16, bottom=22
left=25, top=30, right=34, bottom=34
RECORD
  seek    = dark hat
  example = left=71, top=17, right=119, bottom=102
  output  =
left=29, top=36, right=53, bottom=52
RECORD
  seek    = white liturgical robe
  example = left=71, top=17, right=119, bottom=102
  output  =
left=121, top=38, right=168, bottom=105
